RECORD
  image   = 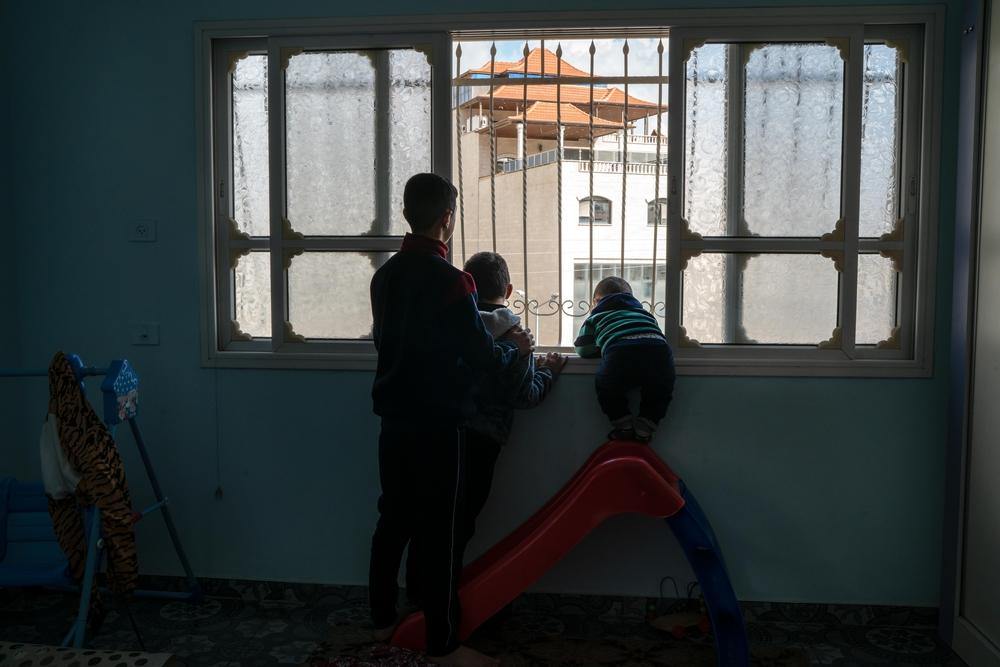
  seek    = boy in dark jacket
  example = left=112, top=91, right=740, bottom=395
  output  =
left=574, top=276, right=675, bottom=442
left=460, top=251, right=566, bottom=543
left=369, top=173, right=532, bottom=667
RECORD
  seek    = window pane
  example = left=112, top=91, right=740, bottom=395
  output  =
left=683, top=253, right=839, bottom=344
left=287, top=252, right=390, bottom=339
left=388, top=50, right=432, bottom=236
left=860, top=44, right=901, bottom=238
left=742, top=254, right=839, bottom=343
left=232, top=55, right=269, bottom=237
left=685, top=43, right=728, bottom=236
left=857, top=253, right=898, bottom=345
left=233, top=251, right=271, bottom=338
left=682, top=254, right=727, bottom=343
left=743, top=44, right=844, bottom=237
left=286, top=51, right=376, bottom=235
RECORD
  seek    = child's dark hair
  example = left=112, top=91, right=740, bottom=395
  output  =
left=594, top=276, right=632, bottom=299
left=403, top=173, right=458, bottom=233
left=464, top=252, right=510, bottom=302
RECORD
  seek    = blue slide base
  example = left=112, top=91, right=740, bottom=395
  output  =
left=666, top=482, right=750, bottom=667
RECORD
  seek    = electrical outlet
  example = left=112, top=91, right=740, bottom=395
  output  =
left=129, top=220, right=157, bottom=242
left=131, top=321, right=160, bottom=346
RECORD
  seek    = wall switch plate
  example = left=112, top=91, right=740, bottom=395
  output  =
left=131, top=321, right=160, bottom=345
left=129, top=220, right=157, bottom=242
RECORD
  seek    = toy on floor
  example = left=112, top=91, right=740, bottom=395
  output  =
left=0, top=354, right=201, bottom=648
left=390, top=440, right=749, bottom=667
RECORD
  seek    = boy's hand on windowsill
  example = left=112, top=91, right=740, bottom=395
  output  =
left=537, top=352, right=568, bottom=377
left=505, top=326, right=535, bottom=357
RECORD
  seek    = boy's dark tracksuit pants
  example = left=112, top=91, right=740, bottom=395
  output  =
left=594, top=341, right=676, bottom=424
left=403, top=427, right=502, bottom=612
left=369, top=421, right=470, bottom=656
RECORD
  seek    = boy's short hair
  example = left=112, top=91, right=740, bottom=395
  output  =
left=594, top=276, right=632, bottom=299
left=403, top=173, right=458, bottom=233
left=464, top=252, right=510, bottom=302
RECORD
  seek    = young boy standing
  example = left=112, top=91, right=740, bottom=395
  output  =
left=574, top=276, right=675, bottom=442
left=459, top=251, right=566, bottom=544
left=369, top=174, right=532, bottom=666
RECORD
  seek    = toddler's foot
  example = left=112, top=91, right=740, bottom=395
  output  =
left=634, top=417, right=657, bottom=443
left=608, top=416, right=635, bottom=441
left=429, top=645, right=500, bottom=666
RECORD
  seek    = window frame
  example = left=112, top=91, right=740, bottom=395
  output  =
left=665, top=23, right=934, bottom=375
left=195, top=6, right=943, bottom=375
left=579, top=196, right=613, bottom=226
left=647, top=198, right=668, bottom=226
left=200, top=29, right=451, bottom=368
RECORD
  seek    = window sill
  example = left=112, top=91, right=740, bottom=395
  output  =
left=203, top=347, right=932, bottom=378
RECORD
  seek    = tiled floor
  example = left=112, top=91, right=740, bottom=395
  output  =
left=0, top=579, right=966, bottom=666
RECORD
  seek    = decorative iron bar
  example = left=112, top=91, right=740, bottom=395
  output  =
left=521, top=42, right=530, bottom=310
left=556, top=43, right=564, bottom=341
left=620, top=40, right=630, bottom=276
left=455, top=43, right=466, bottom=264
left=649, top=39, right=664, bottom=317
left=489, top=42, right=497, bottom=251
left=588, top=40, right=596, bottom=306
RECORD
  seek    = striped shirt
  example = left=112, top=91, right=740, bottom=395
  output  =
left=574, top=293, right=665, bottom=358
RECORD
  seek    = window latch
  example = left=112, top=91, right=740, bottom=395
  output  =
left=219, top=180, right=225, bottom=199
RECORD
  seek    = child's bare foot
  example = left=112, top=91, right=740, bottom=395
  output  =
left=428, top=645, right=500, bottom=666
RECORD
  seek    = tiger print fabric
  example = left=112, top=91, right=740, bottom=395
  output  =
left=47, top=351, right=138, bottom=596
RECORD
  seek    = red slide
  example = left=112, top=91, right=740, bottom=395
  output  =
left=391, top=441, right=686, bottom=650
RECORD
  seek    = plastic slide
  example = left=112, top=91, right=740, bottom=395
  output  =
left=391, top=440, right=750, bottom=666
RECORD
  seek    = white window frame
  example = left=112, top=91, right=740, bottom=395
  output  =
left=665, top=23, right=932, bottom=375
left=579, top=196, right=613, bottom=226
left=198, top=27, right=451, bottom=369
left=647, top=198, right=668, bottom=226
left=195, top=6, right=942, bottom=376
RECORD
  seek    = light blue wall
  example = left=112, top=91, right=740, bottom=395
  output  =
left=0, top=0, right=959, bottom=606
left=0, top=0, right=27, bottom=475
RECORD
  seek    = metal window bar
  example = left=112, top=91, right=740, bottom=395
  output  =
left=521, top=42, right=530, bottom=310
left=456, top=43, right=466, bottom=264
left=556, top=43, right=564, bottom=342
left=489, top=42, right=498, bottom=252
left=588, top=41, right=596, bottom=304
left=650, top=39, right=664, bottom=324
left=620, top=40, right=630, bottom=276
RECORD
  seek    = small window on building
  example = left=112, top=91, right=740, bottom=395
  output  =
left=647, top=198, right=667, bottom=226
left=579, top=197, right=611, bottom=225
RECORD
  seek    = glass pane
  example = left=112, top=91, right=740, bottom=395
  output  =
left=232, top=55, right=269, bottom=237
left=682, top=254, right=727, bottom=343
left=743, top=44, right=844, bottom=237
left=287, top=252, right=390, bottom=339
left=685, top=44, right=728, bottom=237
left=742, top=254, right=839, bottom=343
left=860, top=44, right=901, bottom=238
left=683, top=253, right=839, bottom=344
left=857, top=253, right=898, bottom=345
left=286, top=51, right=376, bottom=235
left=233, top=251, right=271, bottom=338
left=388, top=50, right=432, bottom=236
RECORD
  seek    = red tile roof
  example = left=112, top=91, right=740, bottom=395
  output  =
left=475, top=84, right=657, bottom=109
left=504, top=101, right=625, bottom=128
left=463, top=47, right=590, bottom=78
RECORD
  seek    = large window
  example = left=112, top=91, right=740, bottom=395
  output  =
left=206, top=34, right=448, bottom=362
left=200, top=12, right=939, bottom=375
